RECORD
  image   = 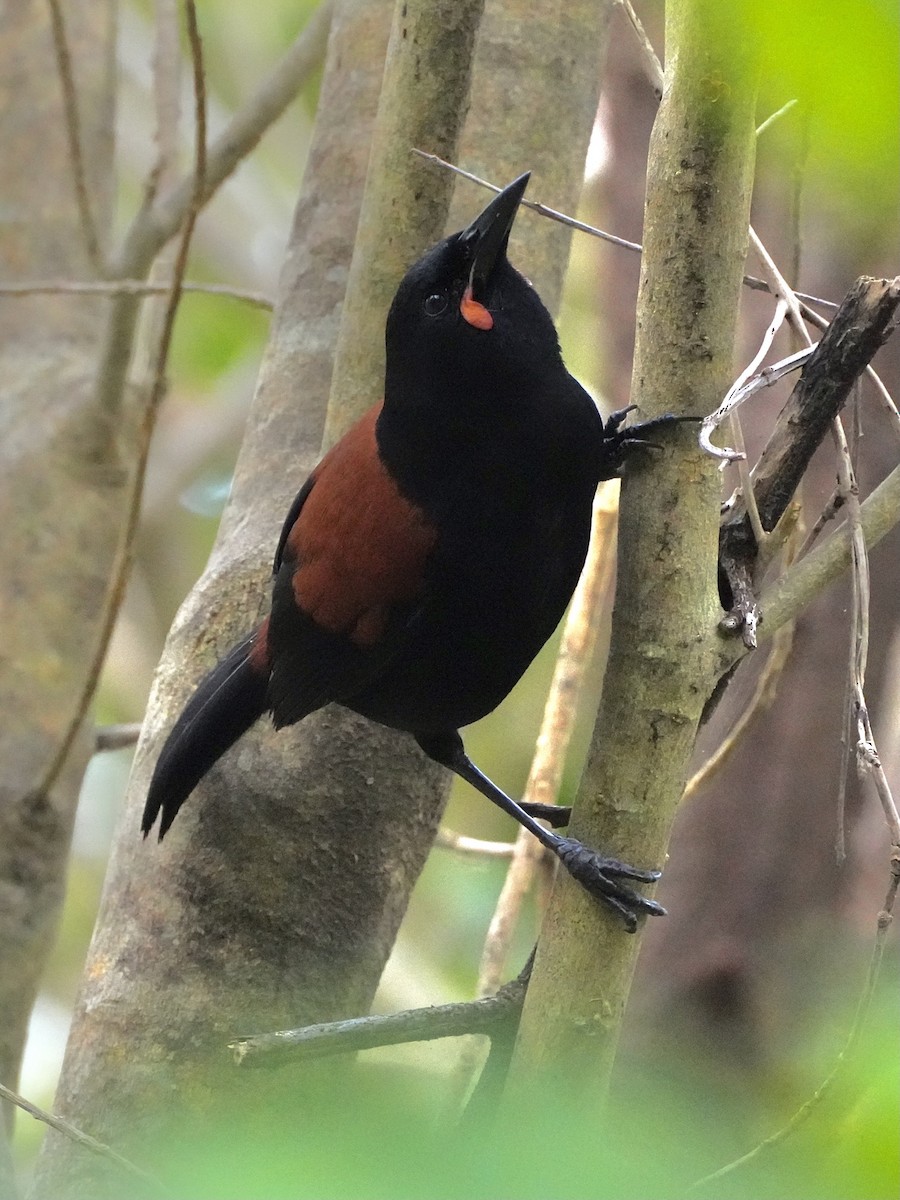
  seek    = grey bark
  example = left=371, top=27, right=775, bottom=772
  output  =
left=0, top=0, right=117, bottom=1106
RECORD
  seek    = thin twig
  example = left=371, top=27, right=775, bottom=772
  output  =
left=700, top=297, right=790, bottom=469
left=476, top=481, right=619, bottom=996
left=30, top=1, right=207, bottom=809
left=412, top=150, right=643, bottom=254
left=435, top=829, right=516, bottom=857
left=413, top=150, right=838, bottom=312
left=684, top=603, right=795, bottom=802
left=231, top=961, right=531, bottom=1068
left=0, top=1081, right=171, bottom=1196
left=0, top=279, right=273, bottom=310
left=755, top=98, right=798, bottom=138
left=618, top=0, right=663, bottom=91
left=686, top=852, right=899, bottom=1195
left=94, top=722, right=143, bottom=753
left=834, top=414, right=863, bottom=861
left=46, top=0, right=103, bottom=273
left=450, top=481, right=619, bottom=1108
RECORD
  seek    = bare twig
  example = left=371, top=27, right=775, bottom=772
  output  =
left=94, top=723, right=143, bottom=753
left=834, top=413, right=863, bottom=861
left=46, top=0, right=103, bottom=272
left=231, top=960, right=531, bottom=1068
left=832, top=413, right=900, bottom=848
left=687, top=851, right=899, bottom=1195
left=413, top=150, right=838, bottom=312
left=475, top=481, right=619, bottom=996
left=755, top=98, right=798, bottom=138
left=0, top=279, right=273, bottom=310
left=30, top=1, right=207, bottom=808
left=412, top=149, right=642, bottom=253
left=435, top=829, right=516, bottom=857
left=0, top=1081, right=170, bottom=1196
left=449, top=481, right=618, bottom=1107
left=685, top=598, right=795, bottom=802
left=717, top=277, right=900, bottom=647
left=618, top=0, right=663, bottom=91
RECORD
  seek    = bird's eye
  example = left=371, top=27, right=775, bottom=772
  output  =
left=423, top=293, right=448, bottom=317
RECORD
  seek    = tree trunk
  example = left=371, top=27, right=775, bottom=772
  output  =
left=0, top=0, right=117, bottom=1106
left=502, top=0, right=757, bottom=1116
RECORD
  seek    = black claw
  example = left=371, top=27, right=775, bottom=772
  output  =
left=554, top=837, right=666, bottom=931
left=599, top=410, right=705, bottom=480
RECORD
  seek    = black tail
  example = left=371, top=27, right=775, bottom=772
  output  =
left=142, top=632, right=270, bottom=840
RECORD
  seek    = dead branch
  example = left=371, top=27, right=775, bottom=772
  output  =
left=231, top=960, right=531, bottom=1069
left=718, top=275, right=900, bottom=641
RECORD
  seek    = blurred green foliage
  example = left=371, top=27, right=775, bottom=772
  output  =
left=746, top=0, right=899, bottom=239
left=132, top=989, right=897, bottom=1199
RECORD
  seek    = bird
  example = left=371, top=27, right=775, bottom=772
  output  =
left=142, top=173, right=672, bottom=931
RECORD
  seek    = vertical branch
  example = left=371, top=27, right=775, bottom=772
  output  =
left=322, top=0, right=485, bottom=445
left=453, top=482, right=619, bottom=1104
left=501, top=0, right=758, bottom=1115
left=30, top=0, right=207, bottom=810
left=46, top=0, right=104, bottom=272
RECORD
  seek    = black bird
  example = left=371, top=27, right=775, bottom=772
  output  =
left=143, top=174, right=670, bottom=930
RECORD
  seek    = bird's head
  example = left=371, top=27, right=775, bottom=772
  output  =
left=384, top=174, right=564, bottom=405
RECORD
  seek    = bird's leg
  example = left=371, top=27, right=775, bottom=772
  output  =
left=416, top=731, right=665, bottom=932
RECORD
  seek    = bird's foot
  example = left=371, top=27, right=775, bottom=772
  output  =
left=599, top=409, right=703, bottom=481
left=554, top=837, right=666, bottom=933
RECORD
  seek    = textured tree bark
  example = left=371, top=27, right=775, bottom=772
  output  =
left=33, top=1, right=486, bottom=1194
left=0, top=0, right=117, bottom=1106
left=502, top=0, right=757, bottom=1115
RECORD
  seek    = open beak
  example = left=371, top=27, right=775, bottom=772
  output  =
left=461, top=172, right=530, bottom=301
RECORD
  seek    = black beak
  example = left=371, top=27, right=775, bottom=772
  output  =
left=461, top=172, right=530, bottom=300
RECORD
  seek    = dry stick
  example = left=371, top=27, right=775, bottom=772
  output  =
left=834, top=414, right=864, bottom=862
left=230, top=960, right=532, bottom=1068
left=46, top=0, right=103, bottom=273
left=683, top=509, right=801, bottom=804
left=412, top=150, right=837, bottom=312
left=800, top=302, right=900, bottom=437
left=94, top=723, right=143, bottom=753
left=435, top=830, right=516, bottom=858
left=30, top=2, right=207, bottom=809
left=686, top=853, right=900, bottom=1196
left=0, top=279, right=273, bottom=309
left=451, top=481, right=619, bottom=1104
left=717, top=276, right=900, bottom=651
left=478, top=482, right=619, bottom=994
left=832, top=415, right=900, bottom=847
left=0, top=1082, right=170, bottom=1198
